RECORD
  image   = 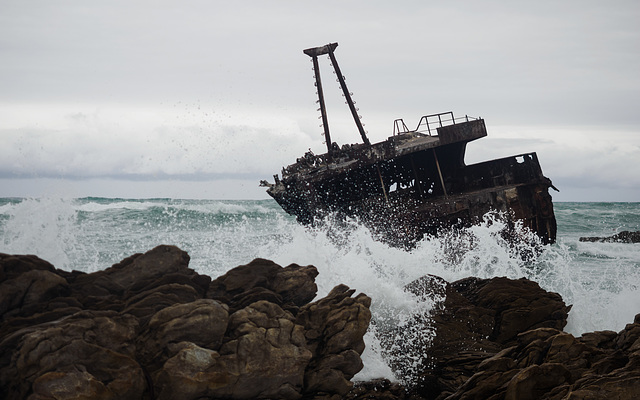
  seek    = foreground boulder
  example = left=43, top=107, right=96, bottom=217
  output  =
left=442, top=315, right=640, bottom=400
left=376, top=274, right=569, bottom=398
left=152, top=300, right=312, bottom=400
left=350, top=275, right=639, bottom=400
left=0, top=246, right=371, bottom=400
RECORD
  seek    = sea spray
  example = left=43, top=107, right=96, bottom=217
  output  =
left=1, top=197, right=79, bottom=269
left=255, top=216, right=445, bottom=383
left=255, top=211, right=565, bottom=383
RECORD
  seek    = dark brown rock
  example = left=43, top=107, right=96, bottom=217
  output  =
left=375, top=274, right=572, bottom=399
left=345, top=378, right=409, bottom=399
left=12, top=245, right=638, bottom=400
left=121, top=282, right=201, bottom=324
left=297, top=284, right=372, bottom=397
left=0, top=254, right=80, bottom=339
left=566, top=373, right=640, bottom=400
left=616, top=318, right=640, bottom=351
left=0, top=267, right=70, bottom=319
left=442, top=315, right=640, bottom=400
left=0, top=246, right=373, bottom=400
left=504, top=363, right=572, bottom=400
left=579, top=230, right=640, bottom=243
left=0, top=253, right=58, bottom=280
left=154, top=300, right=312, bottom=399
left=345, top=286, right=639, bottom=400
left=453, top=276, right=571, bottom=344
left=207, top=258, right=319, bottom=312
left=137, top=298, right=230, bottom=373
left=0, top=310, right=144, bottom=400
left=70, top=245, right=195, bottom=301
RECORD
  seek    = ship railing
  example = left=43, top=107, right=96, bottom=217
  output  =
left=393, top=112, right=479, bottom=136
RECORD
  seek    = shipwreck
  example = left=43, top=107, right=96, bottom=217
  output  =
left=261, top=43, right=557, bottom=247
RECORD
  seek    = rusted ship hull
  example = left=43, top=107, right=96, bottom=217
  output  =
left=264, top=118, right=556, bottom=247
left=355, top=176, right=557, bottom=247
left=261, top=43, right=557, bottom=247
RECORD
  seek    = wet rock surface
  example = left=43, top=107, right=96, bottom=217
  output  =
left=0, top=246, right=371, bottom=400
left=2, top=247, right=639, bottom=399
left=349, top=276, right=640, bottom=400
left=579, top=230, right=640, bottom=243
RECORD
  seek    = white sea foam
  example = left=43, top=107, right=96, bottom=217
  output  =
left=75, top=200, right=160, bottom=213
left=1, top=197, right=79, bottom=269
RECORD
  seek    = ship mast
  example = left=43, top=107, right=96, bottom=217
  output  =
left=303, top=42, right=370, bottom=154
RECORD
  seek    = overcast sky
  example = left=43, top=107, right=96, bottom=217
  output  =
left=1, top=1, right=639, bottom=201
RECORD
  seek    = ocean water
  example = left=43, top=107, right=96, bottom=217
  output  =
left=1, top=198, right=639, bottom=382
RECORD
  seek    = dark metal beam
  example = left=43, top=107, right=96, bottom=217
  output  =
left=307, top=54, right=332, bottom=154
left=303, top=42, right=339, bottom=57
left=326, top=48, right=370, bottom=146
left=303, top=42, right=370, bottom=147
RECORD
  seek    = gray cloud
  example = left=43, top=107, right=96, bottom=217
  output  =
left=0, top=1, right=638, bottom=200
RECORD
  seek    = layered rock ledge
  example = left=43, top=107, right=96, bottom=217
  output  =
left=0, top=246, right=371, bottom=400
left=2, top=246, right=639, bottom=399
left=349, top=275, right=640, bottom=400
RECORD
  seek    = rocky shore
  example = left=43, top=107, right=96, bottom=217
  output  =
left=579, top=230, right=640, bottom=243
left=350, top=276, right=640, bottom=400
left=1, top=245, right=639, bottom=399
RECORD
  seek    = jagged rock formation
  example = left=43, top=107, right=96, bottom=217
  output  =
left=2, top=247, right=639, bottom=399
left=347, top=275, right=640, bottom=400
left=0, top=246, right=371, bottom=400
